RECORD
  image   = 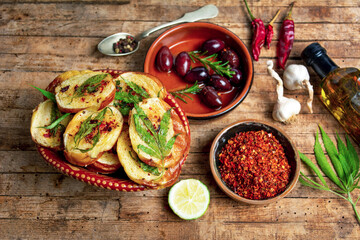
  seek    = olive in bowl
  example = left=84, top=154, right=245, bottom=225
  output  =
left=144, top=22, right=253, bottom=119
left=210, top=119, right=300, bottom=204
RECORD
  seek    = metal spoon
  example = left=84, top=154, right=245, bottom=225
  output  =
left=97, top=4, right=219, bottom=56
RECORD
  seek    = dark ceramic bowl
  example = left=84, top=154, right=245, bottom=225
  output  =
left=210, top=120, right=300, bottom=204
left=144, top=22, right=253, bottom=119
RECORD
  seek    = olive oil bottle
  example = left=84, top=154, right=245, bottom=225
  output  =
left=302, top=43, right=360, bottom=145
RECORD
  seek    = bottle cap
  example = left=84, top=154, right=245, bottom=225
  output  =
left=301, top=43, right=326, bottom=66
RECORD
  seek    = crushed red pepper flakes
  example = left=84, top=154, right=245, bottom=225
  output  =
left=218, top=130, right=291, bottom=200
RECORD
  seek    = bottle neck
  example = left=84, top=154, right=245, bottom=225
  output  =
left=301, top=43, right=340, bottom=79
left=309, top=54, right=339, bottom=79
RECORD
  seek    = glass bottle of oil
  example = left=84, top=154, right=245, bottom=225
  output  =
left=302, top=42, right=360, bottom=145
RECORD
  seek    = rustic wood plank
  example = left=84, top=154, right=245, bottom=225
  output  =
left=0, top=220, right=358, bottom=239
left=1, top=21, right=359, bottom=42
left=0, top=0, right=130, bottom=3
left=119, top=197, right=358, bottom=224
left=0, top=51, right=359, bottom=74
left=0, top=170, right=354, bottom=199
left=1, top=36, right=359, bottom=60
left=0, top=196, right=357, bottom=224
left=134, top=0, right=360, bottom=8
left=1, top=4, right=359, bottom=23
left=0, top=196, right=119, bottom=220
left=0, top=0, right=359, bottom=237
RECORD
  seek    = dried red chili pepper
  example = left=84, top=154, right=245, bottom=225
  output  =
left=265, top=9, right=281, bottom=49
left=277, top=2, right=295, bottom=69
left=243, top=0, right=266, bottom=61
left=218, top=130, right=291, bottom=200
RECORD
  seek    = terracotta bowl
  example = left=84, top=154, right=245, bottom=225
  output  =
left=37, top=69, right=191, bottom=192
left=144, top=22, right=253, bottom=119
left=210, top=120, right=300, bottom=204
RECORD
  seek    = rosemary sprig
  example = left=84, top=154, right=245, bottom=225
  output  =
left=299, top=125, right=360, bottom=224
left=170, top=81, right=202, bottom=103
left=188, top=50, right=235, bottom=78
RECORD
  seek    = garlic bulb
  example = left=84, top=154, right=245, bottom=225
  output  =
left=267, top=61, right=301, bottom=123
left=283, top=64, right=314, bottom=113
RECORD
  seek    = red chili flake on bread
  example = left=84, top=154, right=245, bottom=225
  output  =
left=60, top=85, right=70, bottom=92
left=218, top=130, right=291, bottom=200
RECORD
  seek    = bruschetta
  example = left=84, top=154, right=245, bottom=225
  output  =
left=63, top=106, right=123, bottom=166
left=112, top=72, right=167, bottom=116
left=128, top=97, right=189, bottom=168
left=55, top=71, right=116, bottom=113
left=30, top=99, right=72, bottom=151
left=117, top=125, right=181, bottom=188
left=45, top=70, right=94, bottom=95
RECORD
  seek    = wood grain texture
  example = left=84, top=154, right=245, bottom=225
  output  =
left=0, top=0, right=360, bottom=239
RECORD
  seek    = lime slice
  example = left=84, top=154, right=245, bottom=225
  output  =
left=168, top=179, right=210, bottom=220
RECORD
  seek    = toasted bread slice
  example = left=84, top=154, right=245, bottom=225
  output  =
left=117, top=125, right=180, bottom=188
left=55, top=71, right=116, bottom=113
left=86, top=151, right=122, bottom=174
left=112, top=72, right=167, bottom=116
left=116, top=72, right=167, bottom=99
left=30, top=99, right=72, bottom=151
left=45, top=70, right=94, bottom=95
left=129, top=98, right=189, bottom=168
left=64, top=106, right=123, bottom=166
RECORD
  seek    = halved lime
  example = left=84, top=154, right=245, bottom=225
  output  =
left=168, top=179, right=210, bottom=220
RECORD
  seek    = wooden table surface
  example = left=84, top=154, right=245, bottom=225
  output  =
left=1, top=0, right=360, bottom=239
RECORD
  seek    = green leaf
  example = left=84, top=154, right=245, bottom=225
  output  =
left=164, top=133, right=180, bottom=157
left=350, top=177, right=360, bottom=192
left=133, top=152, right=162, bottom=176
left=137, top=144, right=162, bottom=160
left=158, top=109, right=172, bottom=148
left=32, top=85, right=56, bottom=102
left=299, top=151, right=328, bottom=187
left=73, top=73, right=108, bottom=98
left=115, top=91, right=143, bottom=103
left=129, top=151, right=162, bottom=176
left=133, top=114, right=160, bottom=153
left=42, top=113, right=71, bottom=130
left=338, top=153, right=351, bottom=180
left=122, top=77, right=150, bottom=99
left=299, top=175, right=328, bottom=191
left=337, top=133, right=354, bottom=175
left=346, top=135, right=360, bottom=176
left=346, top=173, right=354, bottom=189
left=115, top=102, right=132, bottom=116
left=314, top=131, right=345, bottom=190
left=74, top=107, right=108, bottom=148
left=76, top=127, right=101, bottom=153
left=319, top=125, right=344, bottom=179
left=134, top=104, right=159, bottom=142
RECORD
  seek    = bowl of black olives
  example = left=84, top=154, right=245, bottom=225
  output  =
left=144, top=22, right=253, bottom=119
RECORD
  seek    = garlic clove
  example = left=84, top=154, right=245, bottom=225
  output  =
left=267, top=61, right=302, bottom=124
left=283, top=64, right=310, bottom=90
left=272, top=96, right=301, bottom=123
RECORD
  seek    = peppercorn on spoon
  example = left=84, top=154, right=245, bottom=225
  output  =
left=97, top=4, right=219, bottom=57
